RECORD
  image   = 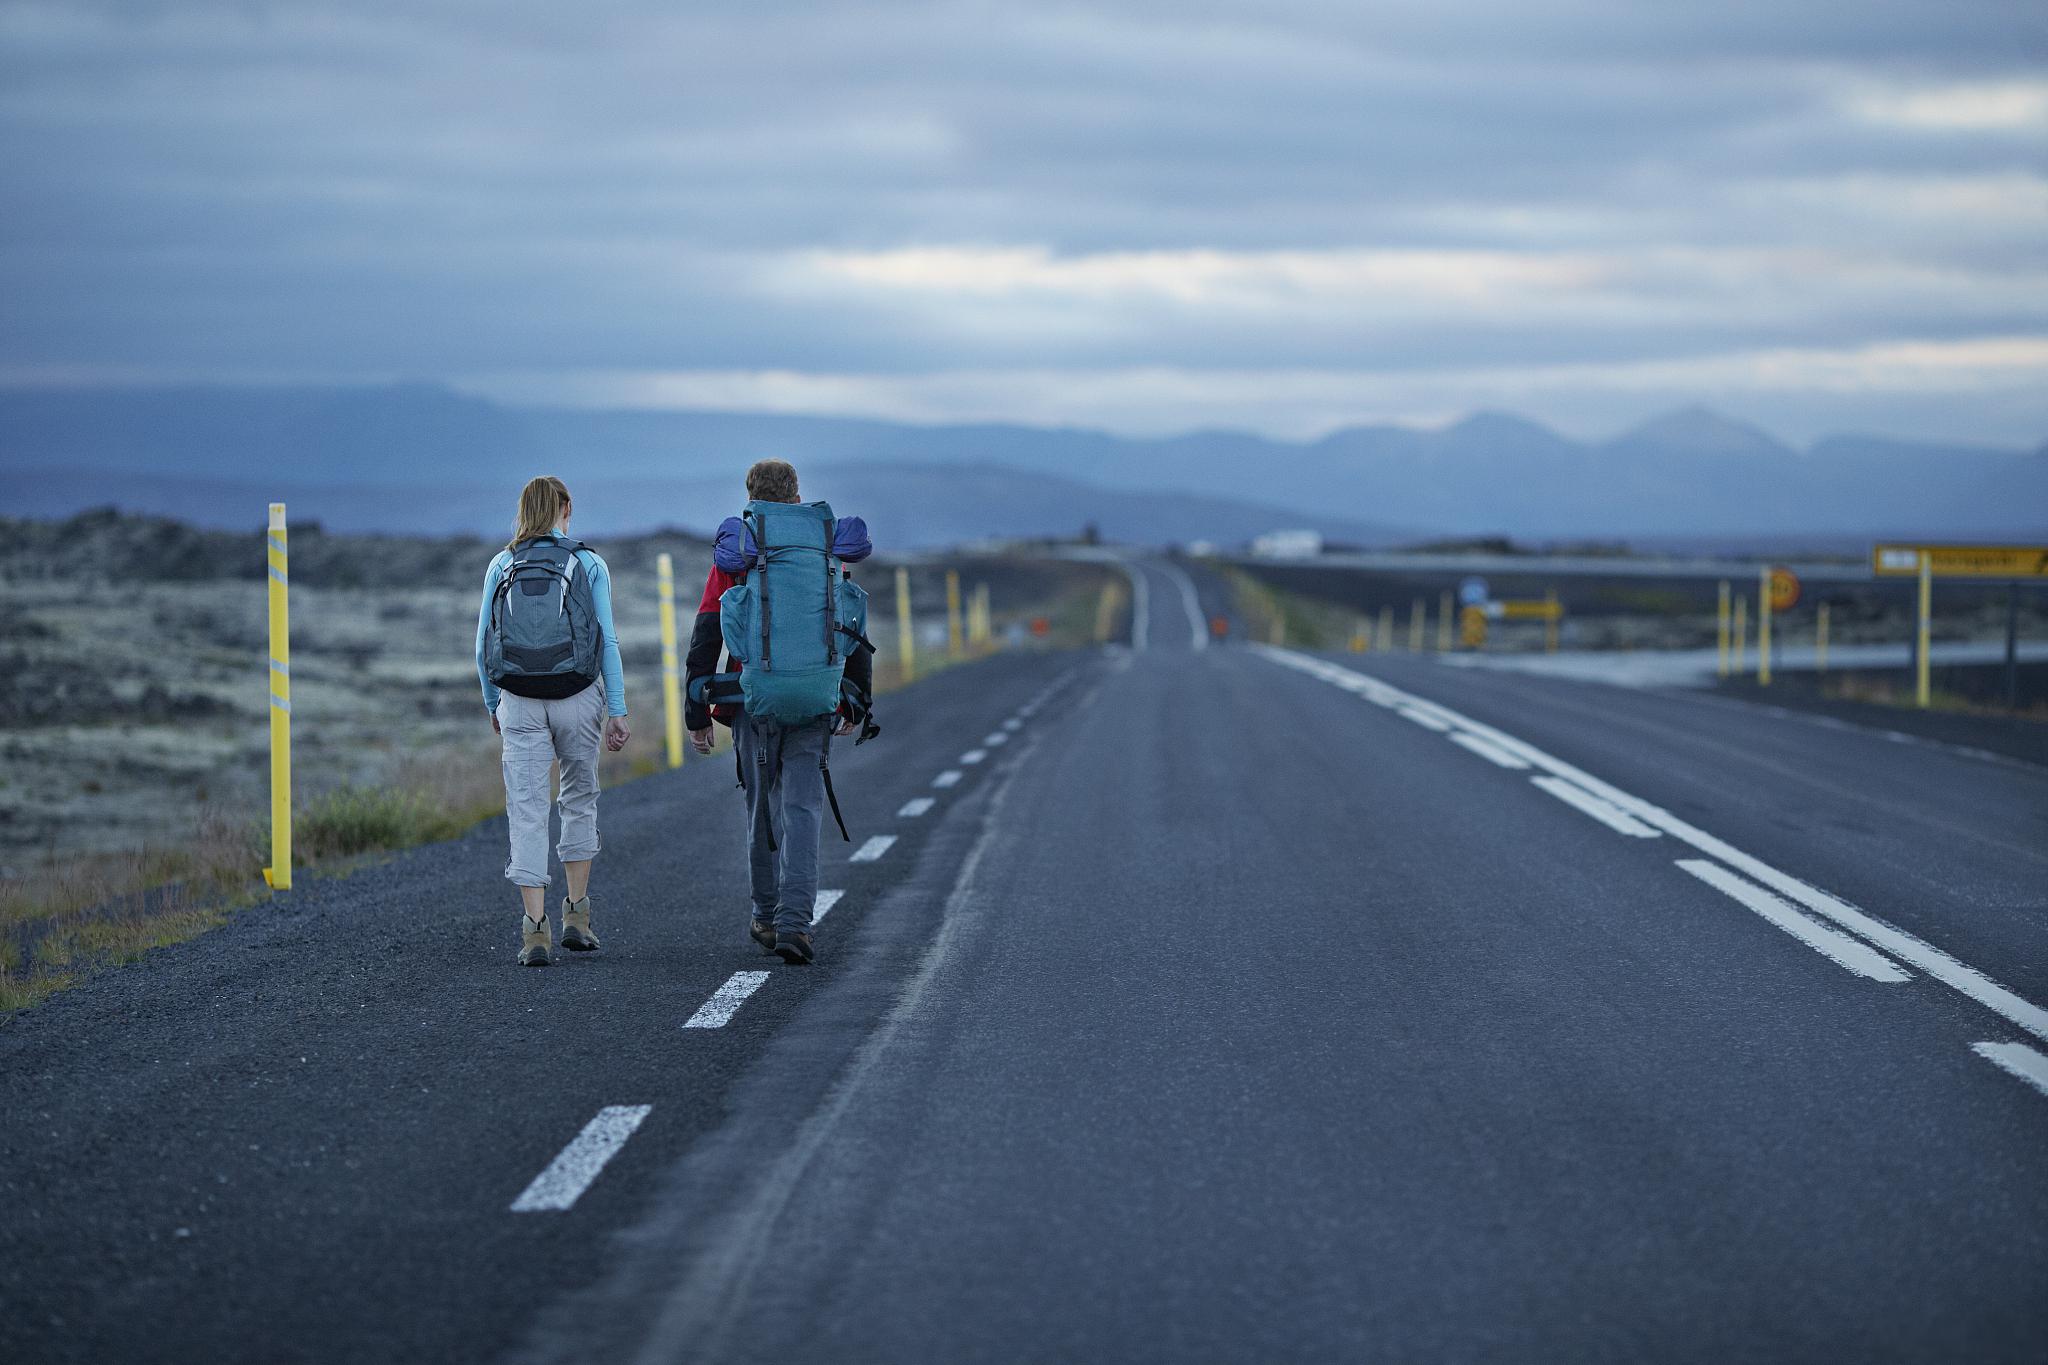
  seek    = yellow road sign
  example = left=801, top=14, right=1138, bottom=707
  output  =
left=1873, top=544, right=2048, bottom=578
left=1768, top=566, right=1800, bottom=612
left=1495, top=598, right=1564, bottom=621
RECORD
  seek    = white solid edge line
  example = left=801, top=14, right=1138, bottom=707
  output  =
left=1255, top=646, right=2048, bottom=1045
left=1677, top=860, right=1911, bottom=983
left=1449, top=731, right=1531, bottom=770
left=1971, top=1041, right=2048, bottom=1099
left=1397, top=707, right=1453, bottom=732
left=850, top=834, right=898, bottom=863
left=813, top=889, right=845, bottom=921
left=898, top=797, right=936, bottom=817
left=932, top=770, right=963, bottom=788
left=509, top=1105, right=652, bottom=1212
left=684, top=971, right=771, bottom=1029
left=1531, top=775, right=1662, bottom=838
left=960, top=749, right=987, bottom=764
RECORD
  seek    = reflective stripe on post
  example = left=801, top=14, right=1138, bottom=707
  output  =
left=657, top=553, right=683, bottom=769
left=263, top=502, right=292, bottom=891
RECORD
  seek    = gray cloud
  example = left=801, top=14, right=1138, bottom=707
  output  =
left=1, top=0, right=2044, bottom=442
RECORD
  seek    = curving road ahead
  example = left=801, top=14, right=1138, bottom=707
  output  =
left=3, top=557, right=2044, bottom=1363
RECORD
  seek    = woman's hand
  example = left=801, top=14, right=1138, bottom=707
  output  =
left=489, top=709, right=501, bottom=735
left=604, top=715, right=631, bottom=752
left=690, top=726, right=715, bottom=756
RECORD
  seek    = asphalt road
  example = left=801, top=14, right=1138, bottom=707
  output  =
left=4, top=558, right=2044, bottom=1363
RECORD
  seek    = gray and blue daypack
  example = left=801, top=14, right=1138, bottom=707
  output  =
left=716, top=500, right=871, bottom=725
left=484, top=536, right=602, bottom=700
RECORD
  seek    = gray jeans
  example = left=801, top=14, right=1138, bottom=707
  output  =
left=736, top=714, right=832, bottom=933
left=498, top=683, right=604, bottom=887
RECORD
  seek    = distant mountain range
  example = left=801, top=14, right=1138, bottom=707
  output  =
left=4, top=383, right=2043, bottom=547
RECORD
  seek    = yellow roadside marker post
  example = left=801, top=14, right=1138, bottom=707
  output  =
left=1095, top=580, right=1126, bottom=644
left=657, top=553, right=683, bottom=768
left=1349, top=622, right=1366, bottom=653
left=945, top=569, right=964, bottom=658
left=1816, top=602, right=1830, bottom=673
left=1716, top=580, right=1730, bottom=677
left=1732, top=593, right=1747, bottom=674
left=262, top=503, right=292, bottom=891
left=1757, top=565, right=1773, bottom=687
left=1437, top=590, right=1453, bottom=652
left=1917, top=552, right=1932, bottom=708
left=1408, top=599, right=1424, bottom=651
left=895, top=566, right=916, bottom=682
left=970, top=583, right=990, bottom=647
left=1378, top=605, right=1395, bottom=652
left=1544, top=588, right=1560, bottom=654
left=1460, top=604, right=1488, bottom=650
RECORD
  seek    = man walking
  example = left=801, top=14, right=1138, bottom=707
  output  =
left=685, top=460, right=874, bottom=964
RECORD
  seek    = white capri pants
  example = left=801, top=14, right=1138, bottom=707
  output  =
left=497, top=682, right=604, bottom=887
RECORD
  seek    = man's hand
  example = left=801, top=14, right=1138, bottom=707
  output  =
left=489, top=709, right=500, bottom=735
left=832, top=714, right=857, bottom=737
left=690, top=725, right=716, bottom=755
left=604, top=715, right=631, bottom=752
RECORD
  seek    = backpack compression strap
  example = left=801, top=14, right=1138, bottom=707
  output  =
left=744, top=509, right=771, bottom=670
left=823, top=515, right=838, bottom=668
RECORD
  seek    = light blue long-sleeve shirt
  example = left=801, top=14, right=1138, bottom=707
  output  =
left=476, top=532, right=627, bottom=716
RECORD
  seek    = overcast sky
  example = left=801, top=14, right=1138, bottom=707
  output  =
left=2, top=0, right=2044, bottom=443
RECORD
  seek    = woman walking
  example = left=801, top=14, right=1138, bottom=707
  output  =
left=476, top=476, right=630, bottom=966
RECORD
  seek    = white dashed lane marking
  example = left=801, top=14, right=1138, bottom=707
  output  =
left=984, top=732, right=1009, bottom=746
left=1449, top=732, right=1530, bottom=770
left=684, top=972, right=771, bottom=1029
left=1677, top=860, right=1910, bottom=983
left=1530, top=775, right=1661, bottom=838
left=1003, top=718, right=1023, bottom=732
left=1973, top=1042, right=2048, bottom=1100
left=812, top=889, right=845, bottom=921
left=850, top=835, right=898, bottom=862
left=932, top=770, right=963, bottom=788
left=509, top=1105, right=652, bottom=1212
left=1263, top=646, right=2048, bottom=1048
left=898, top=797, right=936, bottom=818
left=960, top=750, right=988, bottom=765
left=1397, top=706, right=1452, bottom=732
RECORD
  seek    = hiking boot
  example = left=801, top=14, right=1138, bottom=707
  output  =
left=773, top=931, right=814, bottom=965
left=519, top=913, right=551, bottom=967
left=561, top=896, right=599, bottom=952
left=748, top=919, right=778, bottom=954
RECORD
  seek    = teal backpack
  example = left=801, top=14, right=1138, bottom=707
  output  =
left=717, top=500, right=871, bottom=726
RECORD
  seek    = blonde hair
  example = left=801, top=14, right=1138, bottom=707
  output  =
left=745, top=459, right=800, bottom=503
left=509, top=475, right=571, bottom=548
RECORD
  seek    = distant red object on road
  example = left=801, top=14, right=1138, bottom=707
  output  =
left=1210, top=615, right=1230, bottom=639
left=1031, top=616, right=1050, bottom=637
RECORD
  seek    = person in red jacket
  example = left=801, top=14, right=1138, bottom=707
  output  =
left=685, top=460, right=874, bottom=962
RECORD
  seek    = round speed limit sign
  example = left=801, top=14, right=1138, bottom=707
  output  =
left=1768, top=566, right=1801, bottom=612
